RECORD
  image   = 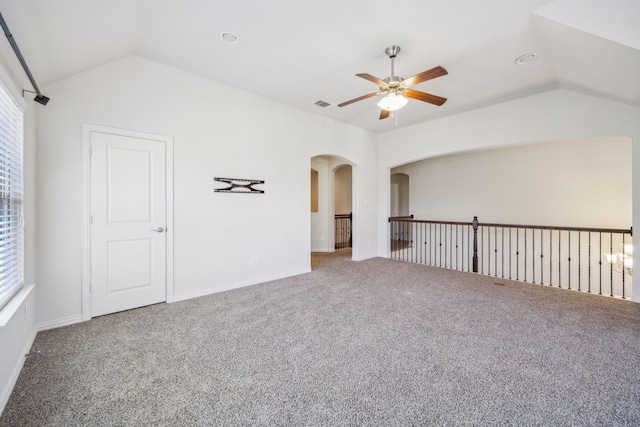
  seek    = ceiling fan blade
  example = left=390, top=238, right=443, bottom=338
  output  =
left=338, top=92, right=379, bottom=107
left=379, top=109, right=390, bottom=120
left=356, top=73, right=388, bottom=87
left=401, top=66, right=448, bottom=87
left=404, top=89, right=447, bottom=106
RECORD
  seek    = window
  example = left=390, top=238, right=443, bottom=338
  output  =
left=0, top=78, right=24, bottom=311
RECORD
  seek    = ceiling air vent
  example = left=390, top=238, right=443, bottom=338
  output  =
left=314, top=100, right=331, bottom=108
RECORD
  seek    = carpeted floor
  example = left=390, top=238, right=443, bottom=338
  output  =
left=2, top=251, right=640, bottom=426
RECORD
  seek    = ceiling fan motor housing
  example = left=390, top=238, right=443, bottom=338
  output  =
left=381, top=76, right=404, bottom=93
left=383, top=76, right=404, bottom=84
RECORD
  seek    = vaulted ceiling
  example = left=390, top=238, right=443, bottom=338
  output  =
left=0, top=0, right=638, bottom=133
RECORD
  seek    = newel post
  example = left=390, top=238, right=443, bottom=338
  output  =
left=472, top=216, right=479, bottom=273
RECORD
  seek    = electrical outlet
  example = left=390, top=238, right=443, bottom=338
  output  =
left=256, top=257, right=262, bottom=266
left=250, top=257, right=256, bottom=267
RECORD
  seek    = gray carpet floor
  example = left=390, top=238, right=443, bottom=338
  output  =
left=2, top=251, right=640, bottom=426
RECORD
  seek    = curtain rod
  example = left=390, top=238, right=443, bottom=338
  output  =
left=0, top=11, right=49, bottom=105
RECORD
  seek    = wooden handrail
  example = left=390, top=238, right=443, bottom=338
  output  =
left=388, top=216, right=631, bottom=235
left=478, top=222, right=631, bottom=235
left=388, top=215, right=414, bottom=222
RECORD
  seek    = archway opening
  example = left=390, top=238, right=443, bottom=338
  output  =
left=310, top=155, right=354, bottom=267
left=334, top=164, right=352, bottom=251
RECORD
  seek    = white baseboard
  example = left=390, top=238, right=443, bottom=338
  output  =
left=0, top=327, right=37, bottom=416
left=36, top=314, right=84, bottom=332
left=170, top=267, right=311, bottom=303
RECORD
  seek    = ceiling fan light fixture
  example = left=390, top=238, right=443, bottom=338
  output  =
left=377, top=92, right=408, bottom=111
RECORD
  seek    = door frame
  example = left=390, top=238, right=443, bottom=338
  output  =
left=81, top=123, right=174, bottom=321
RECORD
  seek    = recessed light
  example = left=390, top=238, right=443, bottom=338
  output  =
left=515, top=53, right=538, bottom=65
left=221, top=32, right=239, bottom=44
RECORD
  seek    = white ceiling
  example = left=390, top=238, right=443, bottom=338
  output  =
left=0, top=0, right=638, bottom=133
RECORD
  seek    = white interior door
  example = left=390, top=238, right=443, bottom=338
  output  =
left=90, top=131, right=167, bottom=317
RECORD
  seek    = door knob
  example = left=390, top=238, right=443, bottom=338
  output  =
left=151, top=227, right=165, bottom=233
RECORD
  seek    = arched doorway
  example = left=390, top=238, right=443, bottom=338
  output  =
left=390, top=173, right=409, bottom=249
left=310, top=155, right=354, bottom=258
left=333, top=164, right=352, bottom=250
left=390, top=172, right=409, bottom=217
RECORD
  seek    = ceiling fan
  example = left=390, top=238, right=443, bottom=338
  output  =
left=338, top=45, right=448, bottom=120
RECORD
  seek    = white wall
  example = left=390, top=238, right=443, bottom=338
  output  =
left=0, top=287, right=36, bottom=413
left=311, top=157, right=330, bottom=252
left=377, top=88, right=640, bottom=301
left=392, top=138, right=631, bottom=227
left=36, top=55, right=379, bottom=326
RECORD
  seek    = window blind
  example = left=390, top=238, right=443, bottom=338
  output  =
left=0, top=78, right=23, bottom=311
